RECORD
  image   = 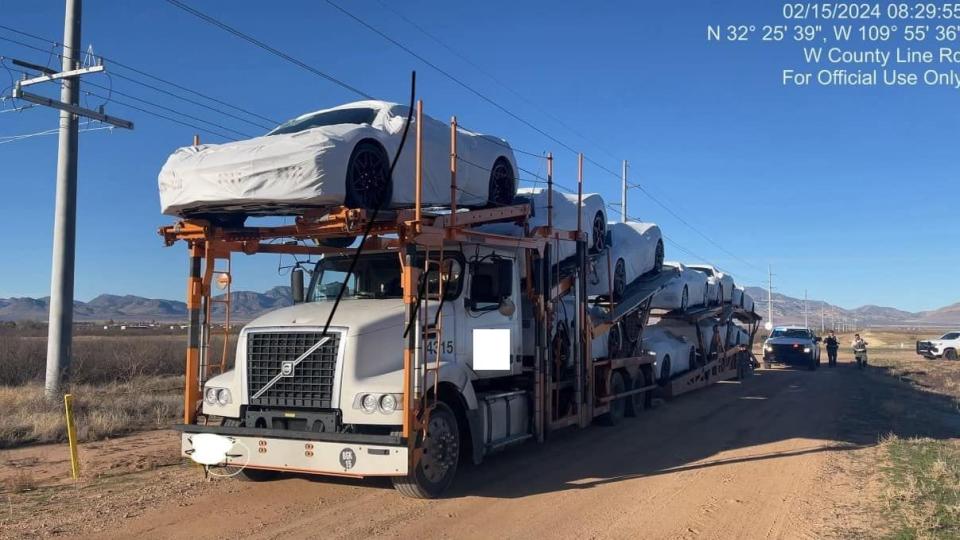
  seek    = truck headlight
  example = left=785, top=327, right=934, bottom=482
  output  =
left=216, top=388, right=231, bottom=406
left=803, top=347, right=811, bottom=353
left=204, top=387, right=218, bottom=405
left=379, top=393, right=398, bottom=413
left=764, top=345, right=773, bottom=352
left=361, top=394, right=378, bottom=413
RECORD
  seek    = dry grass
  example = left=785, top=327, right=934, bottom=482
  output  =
left=0, top=331, right=236, bottom=448
left=880, top=435, right=960, bottom=539
left=0, top=377, right=183, bottom=448
left=3, top=469, right=38, bottom=493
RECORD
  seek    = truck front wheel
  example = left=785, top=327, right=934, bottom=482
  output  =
left=392, top=402, right=460, bottom=499
left=945, top=349, right=958, bottom=360
left=233, top=467, right=280, bottom=482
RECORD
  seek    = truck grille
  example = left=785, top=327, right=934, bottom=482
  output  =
left=769, top=343, right=810, bottom=362
left=246, top=332, right=341, bottom=408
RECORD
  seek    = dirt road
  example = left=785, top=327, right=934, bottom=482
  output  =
left=4, top=359, right=959, bottom=539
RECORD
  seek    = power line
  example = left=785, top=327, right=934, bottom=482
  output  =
left=0, top=24, right=278, bottom=129
left=0, top=122, right=112, bottom=144
left=321, top=1, right=764, bottom=278
left=373, top=0, right=621, bottom=164
left=625, top=181, right=764, bottom=274
left=83, top=79, right=255, bottom=138
left=107, top=71, right=273, bottom=131
left=82, top=88, right=239, bottom=141
left=163, top=0, right=374, bottom=100
left=5, top=60, right=250, bottom=141
left=323, top=0, right=586, bottom=158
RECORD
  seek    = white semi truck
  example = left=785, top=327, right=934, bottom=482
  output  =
left=165, top=204, right=758, bottom=498
left=163, top=108, right=759, bottom=498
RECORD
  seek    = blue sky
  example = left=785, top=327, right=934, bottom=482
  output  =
left=0, top=1, right=955, bottom=312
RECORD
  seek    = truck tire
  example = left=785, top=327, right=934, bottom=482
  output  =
left=808, top=353, right=817, bottom=371
left=229, top=466, right=280, bottom=482
left=945, top=349, right=958, bottom=360
left=597, top=370, right=627, bottom=426
left=391, top=402, right=460, bottom=499
left=658, top=356, right=672, bottom=387
left=626, top=369, right=650, bottom=417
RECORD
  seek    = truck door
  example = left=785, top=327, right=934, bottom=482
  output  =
left=423, top=254, right=462, bottom=366
left=458, top=252, right=522, bottom=377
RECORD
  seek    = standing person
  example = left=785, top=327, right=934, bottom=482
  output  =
left=852, top=333, right=869, bottom=368
left=824, top=330, right=839, bottom=367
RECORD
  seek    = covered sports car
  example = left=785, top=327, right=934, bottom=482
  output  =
left=589, top=221, right=664, bottom=300
left=688, top=264, right=735, bottom=305
left=643, top=325, right=697, bottom=386
left=651, top=261, right=709, bottom=311
left=731, top=286, right=755, bottom=312
left=158, top=100, right=518, bottom=222
left=482, top=188, right=608, bottom=260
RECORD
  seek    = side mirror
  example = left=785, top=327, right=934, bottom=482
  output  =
left=498, top=297, right=516, bottom=317
left=291, top=268, right=305, bottom=304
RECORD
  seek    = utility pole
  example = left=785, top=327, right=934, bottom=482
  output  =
left=767, top=265, right=774, bottom=328
left=10, top=0, right=132, bottom=398
left=620, top=160, right=628, bottom=223
left=44, top=0, right=83, bottom=400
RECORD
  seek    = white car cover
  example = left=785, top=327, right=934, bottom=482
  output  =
left=689, top=264, right=735, bottom=304
left=649, top=317, right=720, bottom=355
left=482, top=188, right=607, bottom=261
left=731, top=286, right=755, bottom=312
left=589, top=221, right=662, bottom=297
left=643, top=325, right=697, bottom=383
left=158, top=100, right=518, bottom=216
left=651, top=261, right=709, bottom=310
left=723, top=322, right=751, bottom=349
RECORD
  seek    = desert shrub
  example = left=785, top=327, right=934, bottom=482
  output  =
left=0, top=377, right=184, bottom=448
left=0, top=335, right=236, bottom=386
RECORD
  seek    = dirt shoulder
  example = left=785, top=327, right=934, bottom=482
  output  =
left=3, top=356, right=958, bottom=539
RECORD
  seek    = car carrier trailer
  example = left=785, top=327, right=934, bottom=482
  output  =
left=161, top=100, right=760, bottom=498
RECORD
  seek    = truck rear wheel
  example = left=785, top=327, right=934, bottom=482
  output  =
left=392, top=402, right=460, bottom=499
left=597, top=371, right=626, bottom=426
left=626, top=369, right=650, bottom=417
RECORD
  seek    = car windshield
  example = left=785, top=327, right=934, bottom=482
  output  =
left=770, top=329, right=810, bottom=339
left=268, top=107, right=379, bottom=136
left=307, top=252, right=462, bottom=301
left=941, top=332, right=960, bottom=340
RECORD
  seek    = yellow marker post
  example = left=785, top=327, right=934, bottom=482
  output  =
left=63, top=393, right=80, bottom=480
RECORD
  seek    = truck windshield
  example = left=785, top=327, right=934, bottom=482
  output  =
left=307, top=252, right=463, bottom=301
left=770, top=329, right=810, bottom=339
left=941, top=332, right=960, bottom=340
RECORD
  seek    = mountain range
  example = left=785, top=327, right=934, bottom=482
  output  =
left=743, top=287, right=960, bottom=328
left=0, top=286, right=294, bottom=323
left=1, top=286, right=958, bottom=328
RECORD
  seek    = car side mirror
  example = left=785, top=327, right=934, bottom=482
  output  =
left=291, top=268, right=305, bottom=304
left=498, top=297, right=516, bottom=317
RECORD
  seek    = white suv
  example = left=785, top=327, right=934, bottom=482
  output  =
left=916, top=332, right=960, bottom=360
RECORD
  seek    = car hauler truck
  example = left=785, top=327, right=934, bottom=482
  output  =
left=162, top=102, right=760, bottom=498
